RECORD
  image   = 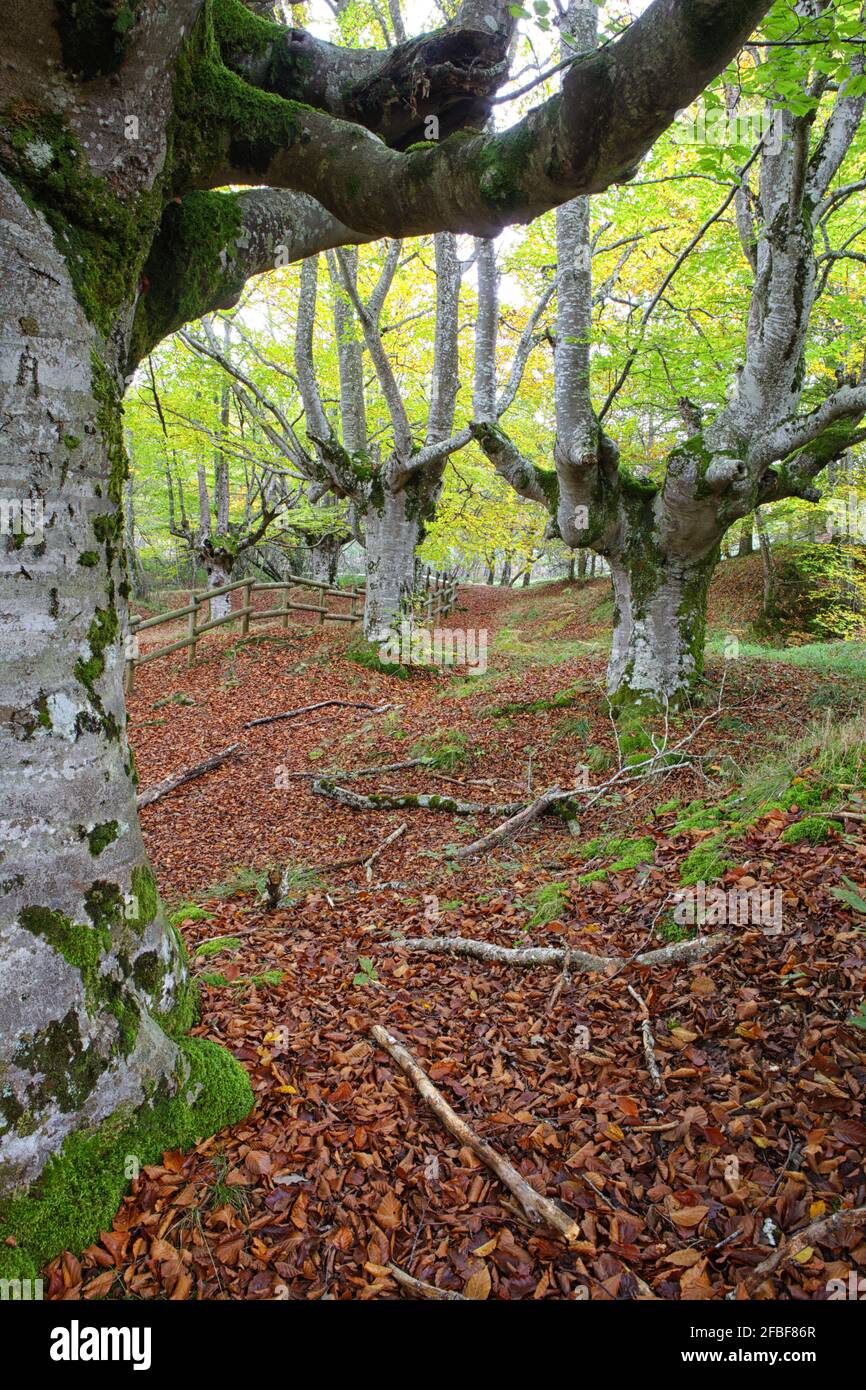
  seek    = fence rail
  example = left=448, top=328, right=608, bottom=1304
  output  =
left=124, top=567, right=459, bottom=691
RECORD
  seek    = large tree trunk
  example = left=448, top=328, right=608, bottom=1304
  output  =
left=0, top=181, right=250, bottom=1277
left=308, top=534, right=344, bottom=585
left=607, top=546, right=719, bottom=709
left=202, top=553, right=234, bottom=621
left=363, top=488, right=420, bottom=640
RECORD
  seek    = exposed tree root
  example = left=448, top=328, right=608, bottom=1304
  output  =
left=392, top=933, right=725, bottom=974
left=370, top=1024, right=584, bottom=1246
left=136, top=743, right=240, bottom=808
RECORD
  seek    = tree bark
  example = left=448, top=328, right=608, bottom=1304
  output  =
left=0, top=181, right=248, bottom=1243
left=363, top=487, right=421, bottom=640
left=607, top=547, right=718, bottom=708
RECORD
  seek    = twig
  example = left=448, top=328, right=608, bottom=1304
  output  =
left=136, top=744, right=240, bottom=808
left=370, top=1024, right=583, bottom=1245
left=387, top=1264, right=468, bottom=1301
left=245, top=700, right=391, bottom=729
left=626, top=984, right=665, bottom=1095
left=313, top=821, right=407, bottom=874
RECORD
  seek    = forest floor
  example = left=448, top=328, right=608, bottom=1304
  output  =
left=46, top=570, right=866, bottom=1301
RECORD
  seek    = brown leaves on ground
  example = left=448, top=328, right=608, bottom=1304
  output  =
left=46, top=584, right=866, bottom=1301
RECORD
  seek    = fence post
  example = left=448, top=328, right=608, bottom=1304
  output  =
left=187, top=591, right=197, bottom=668
left=318, top=585, right=327, bottom=625
left=241, top=580, right=252, bottom=637
left=281, top=583, right=290, bottom=628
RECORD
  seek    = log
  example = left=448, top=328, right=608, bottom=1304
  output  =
left=136, top=744, right=240, bottom=808
left=392, top=933, right=725, bottom=974
left=370, top=1023, right=583, bottom=1245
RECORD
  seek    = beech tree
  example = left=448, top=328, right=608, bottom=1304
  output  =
left=477, top=0, right=866, bottom=709
left=0, top=0, right=773, bottom=1269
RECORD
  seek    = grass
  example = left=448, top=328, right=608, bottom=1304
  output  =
left=410, top=728, right=475, bottom=771
left=706, top=633, right=866, bottom=678
left=527, top=881, right=570, bottom=926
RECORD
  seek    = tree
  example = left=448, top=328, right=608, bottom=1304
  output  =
left=0, top=0, right=774, bottom=1263
left=476, top=0, right=866, bottom=708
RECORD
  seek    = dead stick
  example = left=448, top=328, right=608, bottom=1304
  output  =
left=245, top=700, right=391, bottom=729
left=393, top=932, right=725, bottom=974
left=387, top=1265, right=468, bottom=1301
left=136, top=744, right=240, bottom=808
left=626, top=984, right=664, bottom=1095
left=744, top=1205, right=866, bottom=1292
left=370, top=1023, right=582, bottom=1245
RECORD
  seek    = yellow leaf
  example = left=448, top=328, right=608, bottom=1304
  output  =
left=276, top=1085, right=296, bottom=1094
left=464, top=1264, right=492, bottom=1300
left=472, top=1236, right=499, bottom=1257
left=793, top=1247, right=814, bottom=1264
left=809, top=1201, right=826, bottom=1220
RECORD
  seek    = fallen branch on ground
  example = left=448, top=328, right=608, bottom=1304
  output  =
left=743, top=1205, right=866, bottom=1293
left=454, top=696, right=729, bottom=858
left=387, top=1265, right=468, bottom=1301
left=370, top=1023, right=583, bottom=1245
left=312, top=779, right=528, bottom=817
left=245, top=700, right=391, bottom=729
left=449, top=785, right=571, bottom=859
left=392, top=933, right=725, bottom=973
left=136, top=744, right=240, bottom=808
left=627, top=984, right=665, bottom=1095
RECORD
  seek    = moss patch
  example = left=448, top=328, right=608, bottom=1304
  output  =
left=0, top=1036, right=253, bottom=1278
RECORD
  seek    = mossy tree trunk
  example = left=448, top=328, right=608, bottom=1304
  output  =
left=607, top=544, right=719, bottom=709
left=0, top=180, right=252, bottom=1278
left=363, top=487, right=423, bottom=641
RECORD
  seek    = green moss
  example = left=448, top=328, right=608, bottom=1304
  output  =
left=194, top=935, right=242, bottom=957
left=85, top=821, right=119, bottom=857
left=478, top=122, right=536, bottom=210
left=130, top=190, right=243, bottom=368
left=169, top=902, right=215, bottom=926
left=679, top=833, right=735, bottom=886
left=527, top=882, right=569, bottom=926
left=489, top=685, right=586, bottom=718
left=780, top=816, right=843, bottom=845
left=77, top=550, right=99, bottom=567
left=0, top=1037, right=253, bottom=1274
left=0, top=106, right=163, bottom=337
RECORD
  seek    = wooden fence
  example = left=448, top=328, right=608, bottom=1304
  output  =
left=124, top=567, right=459, bottom=691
